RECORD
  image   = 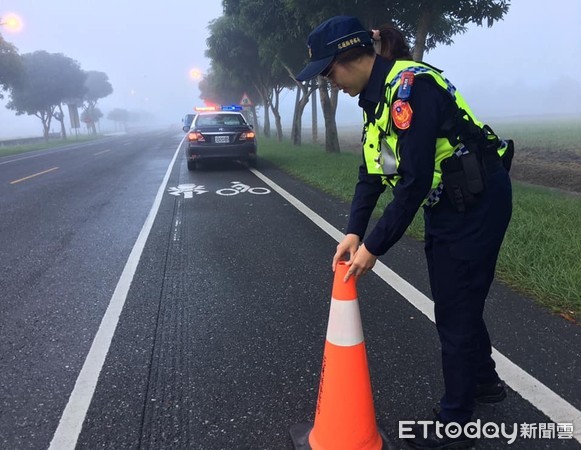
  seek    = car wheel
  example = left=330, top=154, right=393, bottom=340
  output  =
left=187, top=160, right=197, bottom=171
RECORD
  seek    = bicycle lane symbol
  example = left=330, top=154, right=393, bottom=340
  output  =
left=216, top=181, right=271, bottom=196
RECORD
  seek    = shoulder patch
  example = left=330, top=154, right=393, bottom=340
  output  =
left=392, top=100, right=413, bottom=130
left=397, top=71, right=415, bottom=100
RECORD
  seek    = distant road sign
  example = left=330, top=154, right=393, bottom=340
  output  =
left=240, top=92, right=252, bottom=107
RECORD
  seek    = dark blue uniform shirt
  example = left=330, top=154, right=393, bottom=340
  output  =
left=346, top=56, right=454, bottom=256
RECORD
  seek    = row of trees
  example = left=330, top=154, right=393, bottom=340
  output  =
left=0, top=33, right=113, bottom=140
left=201, top=0, right=510, bottom=152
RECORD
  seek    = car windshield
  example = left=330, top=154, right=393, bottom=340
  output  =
left=196, top=114, right=245, bottom=127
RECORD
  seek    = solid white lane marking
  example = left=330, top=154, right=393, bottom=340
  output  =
left=93, top=149, right=111, bottom=156
left=48, top=136, right=185, bottom=450
left=9, top=167, right=59, bottom=184
left=249, top=167, right=581, bottom=443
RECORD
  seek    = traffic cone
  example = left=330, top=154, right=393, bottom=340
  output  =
left=290, top=262, right=390, bottom=449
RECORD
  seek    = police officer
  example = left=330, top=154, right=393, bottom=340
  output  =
left=296, top=16, right=513, bottom=449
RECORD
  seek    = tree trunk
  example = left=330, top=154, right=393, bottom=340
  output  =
left=290, top=80, right=317, bottom=146
left=38, top=110, right=53, bottom=141
left=282, top=62, right=317, bottom=147
left=255, top=85, right=272, bottom=138
left=250, top=105, right=259, bottom=134
left=263, top=102, right=271, bottom=138
left=272, top=87, right=283, bottom=142
left=318, top=77, right=340, bottom=153
left=57, top=104, right=67, bottom=140
left=290, top=87, right=301, bottom=145
left=311, top=81, right=318, bottom=144
left=42, top=118, right=50, bottom=141
left=413, top=0, right=440, bottom=61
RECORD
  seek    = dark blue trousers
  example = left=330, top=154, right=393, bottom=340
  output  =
left=423, top=166, right=512, bottom=424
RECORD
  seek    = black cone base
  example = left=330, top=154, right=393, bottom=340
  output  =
left=289, top=422, right=396, bottom=449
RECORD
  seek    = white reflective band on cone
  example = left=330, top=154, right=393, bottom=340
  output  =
left=326, top=298, right=364, bottom=347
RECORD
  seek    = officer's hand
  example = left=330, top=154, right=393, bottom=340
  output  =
left=332, top=234, right=360, bottom=272
left=344, top=244, right=377, bottom=282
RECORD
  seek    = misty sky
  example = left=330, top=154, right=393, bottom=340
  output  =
left=0, top=0, right=580, bottom=138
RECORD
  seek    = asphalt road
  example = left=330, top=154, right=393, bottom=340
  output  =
left=0, top=132, right=579, bottom=449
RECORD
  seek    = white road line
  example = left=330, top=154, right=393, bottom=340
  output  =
left=93, top=149, right=111, bottom=156
left=250, top=167, right=581, bottom=443
left=48, top=137, right=184, bottom=450
left=0, top=141, right=107, bottom=165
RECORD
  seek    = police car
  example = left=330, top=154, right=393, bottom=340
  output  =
left=183, top=105, right=257, bottom=170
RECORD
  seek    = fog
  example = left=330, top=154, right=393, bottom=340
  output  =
left=0, top=0, right=579, bottom=139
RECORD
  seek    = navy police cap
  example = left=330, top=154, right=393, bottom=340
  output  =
left=295, top=16, right=373, bottom=81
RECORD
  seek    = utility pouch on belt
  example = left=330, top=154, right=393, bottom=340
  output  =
left=441, top=151, right=485, bottom=213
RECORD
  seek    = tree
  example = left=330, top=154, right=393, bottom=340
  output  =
left=208, top=8, right=297, bottom=141
left=281, top=0, right=391, bottom=152
left=208, top=0, right=510, bottom=151
left=0, top=33, right=22, bottom=99
left=7, top=51, right=86, bottom=140
left=384, top=0, right=511, bottom=61
left=284, top=0, right=510, bottom=148
left=83, top=71, right=113, bottom=134
left=206, top=15, right=276, bottom=137
left=107, top=108, right=129, bottom=132
left=225, top=0, right=320, bottom=146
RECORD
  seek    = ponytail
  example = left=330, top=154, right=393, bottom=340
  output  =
left=369, top=25, right=412, bottom=60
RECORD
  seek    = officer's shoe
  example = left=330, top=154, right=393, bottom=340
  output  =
left=404, top=420, right=474, bottom=449
left=475, top=380, right=507, bottom=404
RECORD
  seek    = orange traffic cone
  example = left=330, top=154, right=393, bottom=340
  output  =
left=290, top=262, right=390, bottom=449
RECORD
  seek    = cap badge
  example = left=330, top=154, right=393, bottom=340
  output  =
left=337, top=36, right=361, bottom=50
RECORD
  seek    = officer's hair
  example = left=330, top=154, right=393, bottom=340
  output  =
left=373, top=24, right=412, bottom=60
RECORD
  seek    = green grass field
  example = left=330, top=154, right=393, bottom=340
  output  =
left=491, top=117, right=581, bottom=154
left=258, top=136, right=581, bottom=321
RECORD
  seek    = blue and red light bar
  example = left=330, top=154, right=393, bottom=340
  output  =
left=194, top=104, right=243, bottom=112
left=220, top=105, right=243, bottom=111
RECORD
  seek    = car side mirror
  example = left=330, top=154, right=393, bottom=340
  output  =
left=182, top=126, right=189, bottom=132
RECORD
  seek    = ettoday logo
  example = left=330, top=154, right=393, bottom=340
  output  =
left=399, top=420, right=575, bottom=444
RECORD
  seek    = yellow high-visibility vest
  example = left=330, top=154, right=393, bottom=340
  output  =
left=363, top=61, right=507, bottom=192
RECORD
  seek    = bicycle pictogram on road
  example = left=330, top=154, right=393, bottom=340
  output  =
left=216, top=181, right=271, bottom=196
left=167, top=181, right=271, bottom=198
